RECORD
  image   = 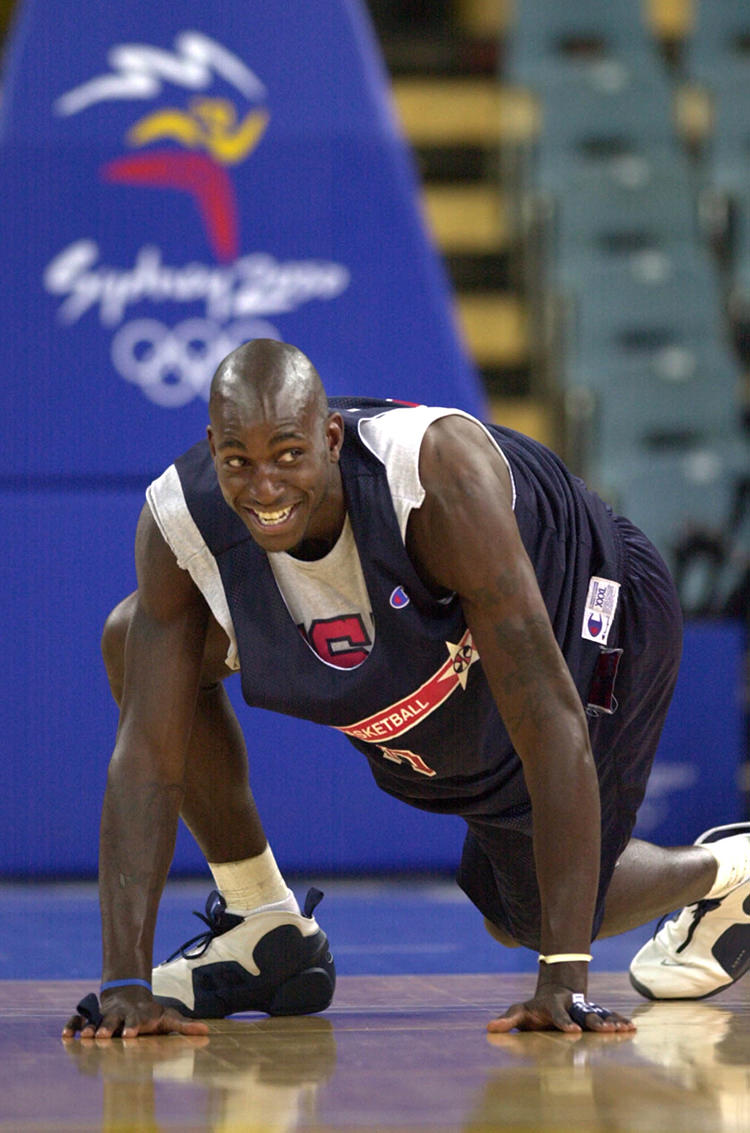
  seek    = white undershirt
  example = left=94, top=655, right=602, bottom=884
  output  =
left=268, top=514, right=375, bottom=668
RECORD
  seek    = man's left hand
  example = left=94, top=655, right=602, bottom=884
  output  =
left=488, top=987, right=636, bottom=1034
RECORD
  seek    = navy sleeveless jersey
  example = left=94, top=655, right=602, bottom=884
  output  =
left=172, top=399, right=624, bottom=816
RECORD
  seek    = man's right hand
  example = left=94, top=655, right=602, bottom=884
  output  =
left=62, top=988, right=209, bottom=1039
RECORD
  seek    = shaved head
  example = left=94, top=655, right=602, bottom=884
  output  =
left=206, top=339, right=345, bottom=558
left=209, top=339, right=327, bottom=427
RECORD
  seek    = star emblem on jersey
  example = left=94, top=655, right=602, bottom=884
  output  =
left=442, top=638, right=478, bottom=689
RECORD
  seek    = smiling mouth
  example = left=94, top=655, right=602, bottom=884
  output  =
left=247, top=503, right=298, bottom=528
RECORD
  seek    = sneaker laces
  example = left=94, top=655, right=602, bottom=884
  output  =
left=674, top=898, right=723, bottom=954
left=164, top=890, right=244, bottom=962
left=163, top=886, right=325, bottom=964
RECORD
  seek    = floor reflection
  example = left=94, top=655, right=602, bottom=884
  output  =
left=630, top=1001, right=750, bottom=1132
left=470, top=1000, right=750, bottom=1132
left=18, top=976, right=750, bottom=1131
left=62, top=1016, right=337, bottom=1131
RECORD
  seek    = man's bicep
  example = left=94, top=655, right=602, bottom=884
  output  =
left=119, top=506, right=210, bottom=759
left=409, top=417, right=525, bottom=602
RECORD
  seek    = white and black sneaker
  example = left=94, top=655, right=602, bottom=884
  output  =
left=152, top=887, right=335, bottom=1018
left=629, top=824, right=750, bottom=1000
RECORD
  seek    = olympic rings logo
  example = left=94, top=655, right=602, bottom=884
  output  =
left=110, top=316, right=281, bottom=407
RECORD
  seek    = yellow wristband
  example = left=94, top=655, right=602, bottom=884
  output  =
left=538, top=953, right=593, bottom=964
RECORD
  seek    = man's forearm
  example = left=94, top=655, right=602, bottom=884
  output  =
left=99, top=764, right=184, bottom=982
left=531, top=752, right=601, bottom=960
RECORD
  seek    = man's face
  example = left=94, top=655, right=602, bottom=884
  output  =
left=207, top=386, right=345, bottom=557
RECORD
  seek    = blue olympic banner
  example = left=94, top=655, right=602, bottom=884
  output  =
left=0, top=0, right=483, bottom=479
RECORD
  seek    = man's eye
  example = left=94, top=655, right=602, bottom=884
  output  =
left=277, top=449, right=302, bottom=464
left=225, top=456, right=246, bottom=469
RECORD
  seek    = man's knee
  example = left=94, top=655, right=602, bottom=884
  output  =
left=483, top=917, right=520, bottom=949
left=101, top=593, right=136, bottom=703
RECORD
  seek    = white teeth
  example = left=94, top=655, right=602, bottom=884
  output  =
left=254, top=505, right=293, bottom=526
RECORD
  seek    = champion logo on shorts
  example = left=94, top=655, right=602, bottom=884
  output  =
left=581, top=576, right=620, bottom=645
left=389, top=586, right=410, bottom=609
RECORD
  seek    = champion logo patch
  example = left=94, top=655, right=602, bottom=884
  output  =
left=389, top=586, right=410, bottom=609
left=581, top=576, right=620, bottom=645
left=587, top=613, right=604, bottom=638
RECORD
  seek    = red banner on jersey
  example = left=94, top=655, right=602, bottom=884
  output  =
left=336, top=629, right=479, bottom=744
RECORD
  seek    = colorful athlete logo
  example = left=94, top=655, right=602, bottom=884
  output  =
left=47, top=31, right=351, bottom=407
left=56, top=31, right=269, bottom=263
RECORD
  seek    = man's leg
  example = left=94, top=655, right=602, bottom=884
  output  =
left=597, top=837, right=717, bottom=937
left=174, top=679, right=268, bottom=867
left=480, top=838, right=719, bottom=949
left=102, top=593, right=267, bottom=866
left=601, top=831, right=750, bottom=1000
left=101, top=594, right=335, bottom=1018
left=467, top=816, right=750, bottom=1002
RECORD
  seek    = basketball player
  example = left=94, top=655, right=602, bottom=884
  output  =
left=63, top=339, right=750, bottom=1039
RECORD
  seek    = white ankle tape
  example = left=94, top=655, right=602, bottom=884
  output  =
left=705, top=834, right=750, bottom=899
left=208, top=845, right=290, bottom=911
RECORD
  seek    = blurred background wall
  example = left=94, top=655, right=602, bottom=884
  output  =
left=0, top=0, right=746, bottom=878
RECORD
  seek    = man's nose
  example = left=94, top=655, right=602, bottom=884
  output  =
left=247, top=464, right=283, bottom=504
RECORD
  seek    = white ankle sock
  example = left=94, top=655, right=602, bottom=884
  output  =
left=704, top=834, right=750, bottom=899
left=208, top=845, right=299, bottom=914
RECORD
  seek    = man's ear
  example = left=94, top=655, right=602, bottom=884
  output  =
left=206, top=424, right=216, bottom=458
left=326, top=412, right=345, bottom=461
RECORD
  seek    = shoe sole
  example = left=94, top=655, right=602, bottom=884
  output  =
left=155, top=923, right=336, bottom=1019
left=267, top=964, right=336, bottom=1016
left=629, top=967, right=736, bottom=1002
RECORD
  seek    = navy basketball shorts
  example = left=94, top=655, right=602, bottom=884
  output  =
left=456, top=515, right=684, bottom=950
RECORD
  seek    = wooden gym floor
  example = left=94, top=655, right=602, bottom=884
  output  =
left=3, top=975, right=750, bottom=1131
left=2, top=880, right=750, bottom=1131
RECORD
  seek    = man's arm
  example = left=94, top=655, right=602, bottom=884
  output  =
left=64, top=504, right=212, bottom=1038
left=407, top=416, right=632, bottom=1033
